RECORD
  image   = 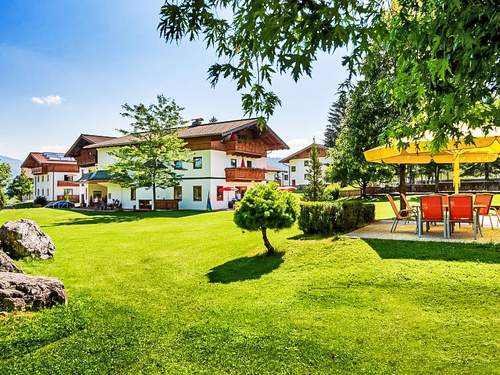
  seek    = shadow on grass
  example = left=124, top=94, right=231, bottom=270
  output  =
left=365, top=238, right=500, bottom=264
left=207, top=253, right=284, bottom=284
left=46, top=209, right=205, bottom=226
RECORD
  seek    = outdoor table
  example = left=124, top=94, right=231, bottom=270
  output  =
left=415, top=201, right=488, bottom=240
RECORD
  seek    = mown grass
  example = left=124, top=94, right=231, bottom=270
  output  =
left=0, top=208, right=498, bottom=374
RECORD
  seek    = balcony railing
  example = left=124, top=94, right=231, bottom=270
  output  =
left=225, top=167, right=266, bottom=182
left=32, top=167, right=44, bottom=175
left=57, top=180, right=80, bottom=187
left=224, top=141, right=267, bottom=157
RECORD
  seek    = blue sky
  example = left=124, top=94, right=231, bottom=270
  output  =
left=0, top=0, right=348, bottom=161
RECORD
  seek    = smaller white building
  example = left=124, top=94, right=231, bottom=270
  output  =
left=21, top=152, right=81, bottom=202
left=279, top=143, right=331, bottom=187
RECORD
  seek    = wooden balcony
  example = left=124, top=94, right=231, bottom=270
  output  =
left=32, top=167, right=44, bottom=175
left=225, top=167, right=266, bottom=182
left=57, top=180, right=80, bottom=187
left=224, top=141, right=267, bottom=157
left=56, top=195, right=80, bottom=203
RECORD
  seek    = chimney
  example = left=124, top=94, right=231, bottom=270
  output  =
left=190, top=117, right=204, bottom=127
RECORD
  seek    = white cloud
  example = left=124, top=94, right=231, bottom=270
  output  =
left=31, top=95, right=62, bottom=105
left=39, top=145, right=69, bottom=153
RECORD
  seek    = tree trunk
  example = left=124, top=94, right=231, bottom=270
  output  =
left=360, top=181, right=368, bottom=199
left=152, top=182, right=156, bottom=211
left=399, top=164, right=407, bottom=210
left=261, top=227, right=275, bottom=255
left=434, top=165, right=440, bottom=193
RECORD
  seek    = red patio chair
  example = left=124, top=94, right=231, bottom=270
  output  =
left=387, top=194, right=415, bottom=233
left=419, top=195, right=447, bottom=238
left=474, top=193, right=495, bottom=228
left=448, top=194, right=480, bottom=240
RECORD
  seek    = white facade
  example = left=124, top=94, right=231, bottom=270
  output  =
left=32, top=171, right=81, bottom=201
left=287, top=156, right=331, bottom=187
left=84, top=147, right=268, bottom=211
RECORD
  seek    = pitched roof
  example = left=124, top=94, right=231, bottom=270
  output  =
left=279, top=143, right=328, bottom=164
left=65, top=134, right=116, bottom=157
left=21, top=152, right=77, bottom=168
left=83, top=118, right=288, bottom=150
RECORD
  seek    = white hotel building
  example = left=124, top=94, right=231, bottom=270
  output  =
left=64, top=118, right=289, bottom=210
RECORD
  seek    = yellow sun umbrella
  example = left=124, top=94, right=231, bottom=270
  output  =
left=364, top=131, right=500, bottom=194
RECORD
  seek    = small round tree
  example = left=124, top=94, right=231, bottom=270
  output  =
left=234, top=183, right=299, bottom=255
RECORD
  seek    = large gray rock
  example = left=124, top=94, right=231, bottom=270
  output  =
left=0, top=251, right=23, bottom=273
left=0, top=219, right=55, bottom=259
left=0, top=272, right=66, bottom=312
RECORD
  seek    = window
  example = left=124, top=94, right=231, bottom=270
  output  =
left=47, top=174, right=49, bottom=182
left=64, top=175, right=74, bottom=181
left=174, top=186, right=182, bottom=200
left=292, top=179, right=296, bottom=186
left=63, top=189, right=73, bottom=196
left=37, top=188, right=40, bottom=196
left=193, top=157, right=202, bottom=169
left=284, top=174, right=289, bottom=181
left=230, top=159, right=237, bottom=168
left=174, top=160, right=183, bottom=170
left=304, top=160, right=310, bottom=167
left=108, top=193, right=112, bottom=200
left=291, top=166, right=296, bottom=172
left=36, top=176, right=39, bottom=182
left=246, top=160, right=253, bottom=168
left=41, top=175, right=44, bottom=182
left=130, top=187, right=136, bottom=200
left=193, top=186, right=202, bottom=201
left=216, top=186, right=224, bottom=201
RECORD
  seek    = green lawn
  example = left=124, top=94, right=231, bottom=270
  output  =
left=0, top=208, right=499, bottom=374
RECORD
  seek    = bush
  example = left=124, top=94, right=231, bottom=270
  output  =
left=34, top=196, right=48, bottom=207
left=298, top=200, right=375, bottom=235
left=323, top=184, right=340, bottom=201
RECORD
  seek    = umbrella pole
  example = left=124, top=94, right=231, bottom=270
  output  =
left=453, top=156, right=460, bottom=194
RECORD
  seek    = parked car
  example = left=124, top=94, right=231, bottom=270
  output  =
left=45, top=200, right=75, bottom=209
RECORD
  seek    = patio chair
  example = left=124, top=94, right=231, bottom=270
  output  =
left=474, top=193, right=496, bottom=228
left=387, top=194, right=415, bottom=233
left=448, top=194, right=481, bottom=240
left=400, top=193, right=418, bottom=214
left=419, top=195, right=447, bottom=238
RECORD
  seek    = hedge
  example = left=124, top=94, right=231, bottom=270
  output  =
left=298, top=201, right=375, bottom=235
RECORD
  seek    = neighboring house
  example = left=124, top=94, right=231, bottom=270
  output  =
left=265, top=158, right=289, bottom=186
left=66, top=118, right=288, bottom=210
left=279, top=143, right=331, bottom=187
left=20, top=152, right=80, bottom=202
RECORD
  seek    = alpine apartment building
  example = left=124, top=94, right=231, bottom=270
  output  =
left=21, top=152, right=80, bottom=202
left=65, top=118, right=289, bottom=210
left=279, top=143, right=331, bottom=187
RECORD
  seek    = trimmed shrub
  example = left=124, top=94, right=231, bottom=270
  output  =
left=298, top=201, right=375, bottom=235
left=323, top=184, right=340, bottom=201
left=34, top=196, right=48, bottom=207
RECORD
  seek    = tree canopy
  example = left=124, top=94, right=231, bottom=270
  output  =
left=159, top=0, right=499, bottom=150
left=7, top=171, right=33, bottom=201
left=109, top=95, right=188, bottom=210
left=233, top=183, right=299, bottom=255
left=324, top=91, right=348, bottom=148
left=303, top=142, right=325, bottom=201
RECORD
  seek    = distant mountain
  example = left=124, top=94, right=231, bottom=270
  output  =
left=0, top=155, right=21, bottom=178
left=266, top=157, right=288, bottom=171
